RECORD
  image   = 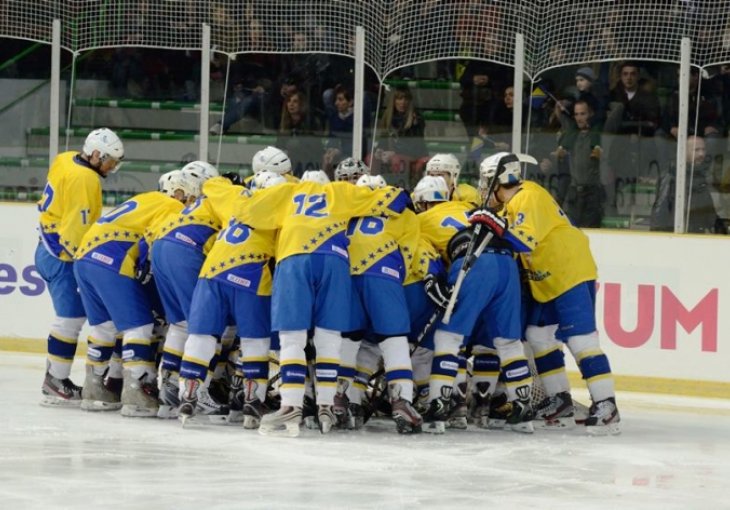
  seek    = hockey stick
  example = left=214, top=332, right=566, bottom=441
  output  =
left=441, top=165, right=503, bottom=324
left=441, top=153, right=537, bottom=324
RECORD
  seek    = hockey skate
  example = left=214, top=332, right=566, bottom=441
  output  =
left=333, top=380, right=350, bottom=429
left=178, top=378, right=199, bottom=427
left=391, top=398, right=423, bottom=434
left=348, top=402, right=365, bottom=430
left=258, top=406, right=303, bottom=437
left=120, top=370, right=159, bottom=418
left=468, top=382, right=491, bottom=428
left=41, top=370, right=82, bottom=407
left=585, top=397, right=621, bottom=436
left=487, top=392, right=511, bottom=429
left=157, top=369, right=180, bottom=419
left=505, top=397, right=535, bottom=434
left=193, top=383, right=230, bottom=425
left=318, top=404, right=337, bottom=434
left=423, top=387, right=452, bottom=434
left=533, top=391, right=575, bottom=430
left=447, top=382, right=468, bottom=430
left=302, top=395, right=318, bottom=429
left=227, top=374, right=245, bottom=424
left=81, top=365, right=122, bottom=412
left=242, top=380, right=266, bottom=430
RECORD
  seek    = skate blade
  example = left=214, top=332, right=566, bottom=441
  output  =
left=227, top=411, right=244, bottom=424
left=446, top=417, right=468, bottom=430
left=258, top=422, right=300, bottom=438
left=533, top=417, right=576, bottom=430
left=487, top=419, right=506, bottom=430
left=179, top=413, right=193, bottom=428
left=303, top=416, right=318, bottom=429
left=80, top=400, right=122, bottom=412
left=157, top=405, right=179, bottom=419
left=394, top=417, right=423, bottom=434
left=506, top=421, right=535, bottom=434
left=423, top=421, right=446, bottom=434
left=120, top=405, right=158, bottom=418
left=586, top=422, right=621, bottom=436
left=40, top=395, right=81, bottom=408
left=242, top=416, right=261, bottom=429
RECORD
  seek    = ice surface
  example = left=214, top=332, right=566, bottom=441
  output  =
left=1, top=352, right=729, bottom=510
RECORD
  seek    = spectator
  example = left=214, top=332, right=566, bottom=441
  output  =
left=663, top=67, right=722, bottom=141
left=572, top=66, right=608, bottom=126
left=558, top=99, right=605, bottom=228
left=322, top=84, right=367, bottom=176
left=277, top=91, right=324, bottom=177
left=372, top=87, right=428, bottom=182
left=650, top=135, right=721, bottom=233
left=458, top=59, right=507, bottom=141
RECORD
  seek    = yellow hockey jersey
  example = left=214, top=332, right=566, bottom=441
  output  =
left=235, top=181, right=410, bottom=263
left=403, top=237, right=445, bottom=285
left=417, top=201, right=473, bottom=263
left=75, top=192, right=184, bottom=278
left=154, top=176, right=246, bottom=255
left=347, top=208, right=419, bottom=282
left=453, top=183, right=481, bottom=207
left=38, top=151, right=103, bottom=261
left=501, top=181, right=597, bottom=302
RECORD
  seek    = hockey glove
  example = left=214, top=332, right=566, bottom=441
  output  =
left=468, top=209, right=508, bottom=238
left=135, top=260, right=152, bottom=285
left=423, top=273, right=453, bottom=310
left=222, top=172, right=243, bottom=186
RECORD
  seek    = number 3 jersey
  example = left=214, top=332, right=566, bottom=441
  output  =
left=37, top=152, right=103, bottom=261
left=74, top=192, right=184, bottom=278
left=235, top=181, right=411, bottom=264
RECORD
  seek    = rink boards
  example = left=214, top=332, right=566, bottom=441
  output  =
left=1, top=202, right=728, bottom=399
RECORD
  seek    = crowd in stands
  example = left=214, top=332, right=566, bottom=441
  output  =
left=3, top=32, right=730, bottom=233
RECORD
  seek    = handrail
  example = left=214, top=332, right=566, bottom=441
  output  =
left=0, top=50, right=93, bottom=116
left=0, top=42, right=43, bottom=73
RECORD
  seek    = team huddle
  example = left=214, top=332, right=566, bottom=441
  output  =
left=36, top=127, right=621, bottom=438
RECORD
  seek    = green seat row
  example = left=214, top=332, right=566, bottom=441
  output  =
left=26, top=127, right=468, bottom=154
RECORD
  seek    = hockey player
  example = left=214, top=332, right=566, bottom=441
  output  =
left=334, top=157, right=369, bottom=184
left=412, top=174, right=534, bottom=434
left=150, top=163, right=233, bottom=419
left=236, top=177, right=410, bottom=436
left=73, top=173, right=196, bottom=416
left=424, top=153, right=480, bottom=206
left=479, top=151, right=621, bottom=435
left=338, top=173, right=423, bottom=434
left=176, top=172, right=285, bottom=427
left=244, top=146, right=299, bottom=187
left=36, top=127, right=124, bottom=406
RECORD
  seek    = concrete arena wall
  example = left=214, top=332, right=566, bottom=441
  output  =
left=1, top=203, right=728, bottom=399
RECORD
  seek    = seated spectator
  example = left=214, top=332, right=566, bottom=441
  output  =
left=458, top=59, right=507, bottom=141
left=650, top=135, right=721, bottom=233
left=572, top=66, right=608, bottom=127
left=276, top=91, right=324, bottom=177
left=322, top=84, right=368, bottom=176
left=663, top=67, right=723, bottom=141
left=372, top=87, right=428, bottom=183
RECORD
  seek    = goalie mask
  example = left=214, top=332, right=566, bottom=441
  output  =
left=335, top=157, right=369, bottom=183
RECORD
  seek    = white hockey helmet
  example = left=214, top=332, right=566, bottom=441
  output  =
left=301, top=169, right=331, bottom=184
left=334, top=157, right=369, bottom=182
left=252, top=146, right=292, bottom=175
left=180, top=168, right=205, bottom=197
left=159, top=169, right=199, bottom=201
left=412, top=175, right=449, bottom=211
left=251, top=170, right=286, bottom=190
left=83, top=128, right=125, bottom=173
left=181, top=160, right=219, bottom=179
left=478, top=152, right=538, bottom=193
left=356, top=174, right=387, bottom=189
left=425, top=153, right=461, bottom=185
